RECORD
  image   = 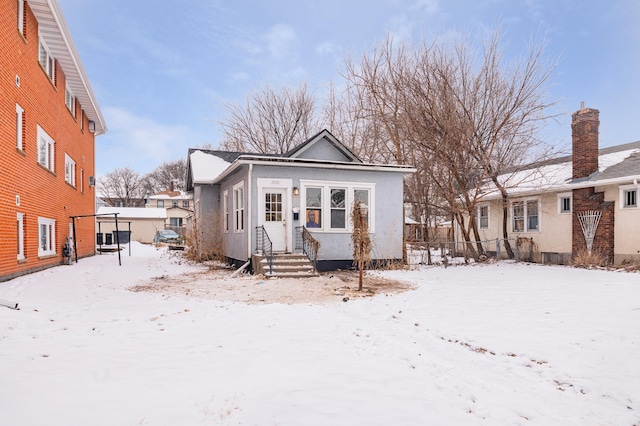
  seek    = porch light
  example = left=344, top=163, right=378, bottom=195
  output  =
left=293, top=187, right=299, bottom=195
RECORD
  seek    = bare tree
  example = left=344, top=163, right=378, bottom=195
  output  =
left=145, top=159, right=187, bottom=193
left=97, top=167, right=145, bottom=207
left=218, top=83, right=320, bottom=154
left=340, top=29, right=555, bottom=259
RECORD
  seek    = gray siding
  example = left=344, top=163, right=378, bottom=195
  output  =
left=292, top=138, right=352, bottom=162
left=250, top=165, right=405, bottom=262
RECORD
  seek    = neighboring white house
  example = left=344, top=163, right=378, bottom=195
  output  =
left=463, top=106, right=640, bottom=264
left=147, top=190, right=193, bottom=236
left=185, top=130, right=416, bottom=271
left=96, top=207, right=167, bottom=244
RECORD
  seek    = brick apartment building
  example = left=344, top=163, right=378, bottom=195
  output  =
left=1, top=0, right=106, bottom=281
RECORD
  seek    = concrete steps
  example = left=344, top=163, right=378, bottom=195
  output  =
left=252, top=253, right=318, bottom=278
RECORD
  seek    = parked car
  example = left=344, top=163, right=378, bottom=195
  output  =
left=153, top=230, right=181, bottom=244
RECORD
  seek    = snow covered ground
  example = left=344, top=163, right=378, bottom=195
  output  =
left=1, top=243, right=638, bottom=425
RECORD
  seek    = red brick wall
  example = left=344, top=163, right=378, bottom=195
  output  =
left=571, top=108, right=600, bottom=179
left=571, top=188, right=615, bottom=262
left=1, top=1, right=97, bottom=281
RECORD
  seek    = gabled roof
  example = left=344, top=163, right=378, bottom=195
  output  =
left=185, top=130, right=415, bottom=191
left=283, top=129, right=362, bottom=162
left=479, top=141, right=640, bottom=200
left=29, top=0, right=106, bottom=135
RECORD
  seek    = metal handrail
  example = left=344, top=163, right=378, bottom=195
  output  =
left=296, top=226, right=320, bottom=271
left=255, top=226, right=274, bottom=274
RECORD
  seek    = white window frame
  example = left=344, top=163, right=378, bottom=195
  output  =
left=182, top=200, right=190, bottom=209
left=477, top=204, right=490, bottom=230
left=169, top=217, right=183, bottom=227
left=557, top=192, right=572, bottom=214
left=619, top=184, right=638, bottom=209
left=300, top=180, right=376, bottom=233
left=511, top=198, right=540, bottom=232
left=223, top=190, right=229, bottom=233
left=38, top=217, right=56, bottom=256
left=17, top=213, right=25, bottom=260
left=37, top=125, right=55, bottom=171
left=233, top=182, right=245, bottom=233
left=38, top=34, right=55, bottom=83
left=16, top=104, right=24, bottom=150
left=157, top=200, right=164, bottom=208
left=65, top=154, right=76, bottom=186
left=65, top=87, right=76, bottom=116
left=17, top=0, right=25, bottom=35
left=329, top=187, right=347, bottom=230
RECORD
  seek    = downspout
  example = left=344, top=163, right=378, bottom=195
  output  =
left=247, top=164, right=253, bottom=260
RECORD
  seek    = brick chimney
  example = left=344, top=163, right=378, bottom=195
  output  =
left=571, top=105, right=600, bottom=179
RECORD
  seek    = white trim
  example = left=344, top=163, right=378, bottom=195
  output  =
left=65, top=86, right=76, bottom=116
left=511, top=198, right=541, bottom=233
left=17, top=0, right=25, bottom=34
left=37, top=125, right=55, bottom=171
left=233, top=181, right=245, bottom=233
left=38, top=33, right=55, bottom=83
left=17, top=213, right=25, bottom=260
left=477, top=203, right=490, bottom=230
left=257, top=178, right=293, bottom=252
left=38, top=217, right=56, bottom=256
left=199, top=157, right=415, bottom=186
left=223, top=190, right=229, bottom=233
left=619, top=184, right=639, bottom=209
left=557, top=192, right=572, bottom=214
left=16, top=104, right=24, bottom=150
left=65, top=154, right=76, bottom=186
left=299, top=179, right=376, bottom=233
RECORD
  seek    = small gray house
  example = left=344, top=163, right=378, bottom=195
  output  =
left=185, top=130, right=415, bottom=272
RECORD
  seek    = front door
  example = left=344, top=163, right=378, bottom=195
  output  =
left=263, top=190, right=287, bottom=252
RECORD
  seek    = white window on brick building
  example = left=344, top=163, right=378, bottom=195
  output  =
left=16, top=104, right=24, bottom=150
left=38, top=35, right=55, bottom=83
left=65, top=154, right=76, bottom=186
left=17, top=213, right=25, bottom=260
left=38, top=217, right=56, bottom=256
left=37, top=125, right=55, bottom=171
left=65, top=87, right=76, bottom=116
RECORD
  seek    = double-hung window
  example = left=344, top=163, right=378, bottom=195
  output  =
left=157, top=200, right=164, bottom=208
left=38, top=35, right=55, bottom=83
left=65, top=154, right=76, bottom=186
left=305, top=187, right=323, bottom=228
left=37, top=125, right=55, bottom=171
left=301, top=181, right=375, bottom=232
left=16, top=104, right=24, bottom=150
left=38, top=217, right=56, bottom=256
left=330, top=188, right=347, bottom=229
left=477, top=204, right=489, bottom=230
left=512, top=199, right=540, bottom=232
left=65, top=87, right=76, bottom=116
left=233, top=182, right=245, bottom=232
left=183, top=200, right=190, bottom=209
left=620, top=185, right=638, bottom=208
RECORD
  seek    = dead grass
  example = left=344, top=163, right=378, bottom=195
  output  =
left=128, top=269, right=414, bottom=305
left=571, top=249, right=609, bottom=268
